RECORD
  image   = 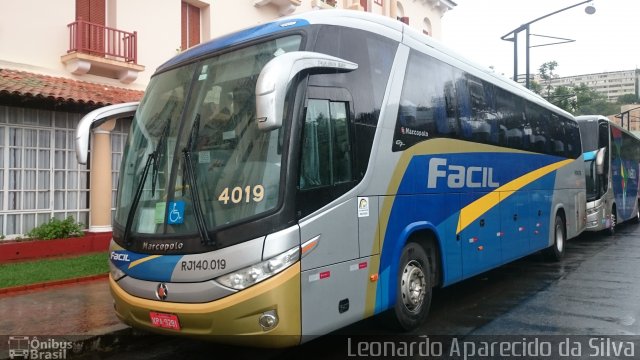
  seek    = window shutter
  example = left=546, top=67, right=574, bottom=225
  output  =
left=76, top=0, right=90, bottom=21
left=91, top=0, right=105, bottom=52
left=181, top=2, right=201, bottom=50
left=75, top=0, right=105, bottom=54
left=90, top=0, right=106, bottom=26
left=181, top=2, right=188, bottom=51
left=76, top=0, right=104, bottom=24
left=188, top=5, right=200, bottom=48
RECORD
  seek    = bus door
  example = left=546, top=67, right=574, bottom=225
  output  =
left=500, top=191, right=532, bottom=261
left=460, top=192, right=501, bottom=277
left=529, top=190, right=552, bottom=251
left=297, top=86, right=369, bottom=336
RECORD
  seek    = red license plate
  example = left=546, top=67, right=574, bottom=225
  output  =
left=150, top=311, right=181, bottom=330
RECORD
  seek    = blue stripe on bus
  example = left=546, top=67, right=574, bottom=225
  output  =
left=156, top=19, right=309, bottom=73
left=374, top=152, right=563, bottom=314
left=111, top=250, right=183, bottom=282
left=583, top=150, right=597, bottom=161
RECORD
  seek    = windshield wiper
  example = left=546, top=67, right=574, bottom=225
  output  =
left=151, top=122, right=170, bottom=196
left=182, top=114, right=213, bottom=245
left=123, top=121, right=170, bottom=246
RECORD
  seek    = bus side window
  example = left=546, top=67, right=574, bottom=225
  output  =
left=300, top=99, right=353, bottom=189
left=525, top=102, right=550, bottom=154
left=330, top=102, right=353, bottom=184
left=392, top=50, right=457, bottom=151
left=455, top=72, right=473, bottom=140
left=563, top=118, right=581, bottom=158
left=496, top=88, right=524, bottom=150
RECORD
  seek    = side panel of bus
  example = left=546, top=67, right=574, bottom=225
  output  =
left=366, top=35, right=585, bottom=315
left=610, top=125, right=640, bottom=222
left=296, top=24, right=585, bottom=337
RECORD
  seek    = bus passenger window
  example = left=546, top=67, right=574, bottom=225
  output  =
left=330, top=102, right=352, bottom=184
left=300, top=99, right=353, bottom=189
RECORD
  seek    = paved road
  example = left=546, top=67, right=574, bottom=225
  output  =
left=76, top=221, right=640, bottom=359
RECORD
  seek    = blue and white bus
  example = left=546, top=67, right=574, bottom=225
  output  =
left=577, top=115, right=640, bottom=234
left=76, top=10, right=586, bottom=347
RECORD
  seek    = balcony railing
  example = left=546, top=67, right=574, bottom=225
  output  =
left=67, top=20, right=137, bottom=64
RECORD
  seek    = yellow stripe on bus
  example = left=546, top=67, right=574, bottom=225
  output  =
left=128, top=255, right=162, bottom=269
left=456, top=159, right=573, bottom=234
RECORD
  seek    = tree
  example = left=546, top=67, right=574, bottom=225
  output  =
left=617, top=93, right=638, bottom=104
left=573, top=84, right=618, bottom=116
left=529, top=80, right=543, bottom=96
left=547, top=85, right=576, bottom=113
left=533, top=61, right=619, bottom=116
left=538, top=61, right=558, bottom=99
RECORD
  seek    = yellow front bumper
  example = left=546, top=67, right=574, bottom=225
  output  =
left=111, top=262, right=301, bottom=348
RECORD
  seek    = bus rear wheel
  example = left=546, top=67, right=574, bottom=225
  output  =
left=543, top=214, right=566, bottom=262
left=607, top=206, right=616, bottom=236
left=388, top=242, right=432, bottom=331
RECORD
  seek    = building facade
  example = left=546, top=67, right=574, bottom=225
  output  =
left=608, top=105, right=640, bottom=132
left=0, top=0, right=455, bottom=238
left=540, top=69, right=639, bottom=103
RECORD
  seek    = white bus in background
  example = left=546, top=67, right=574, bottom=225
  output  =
left=577, top=115, right=640, bottom=234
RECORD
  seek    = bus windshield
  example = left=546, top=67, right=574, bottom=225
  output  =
left=115, top=35, right=302, bottom=238
left=584, top=159, right=598, bottom=201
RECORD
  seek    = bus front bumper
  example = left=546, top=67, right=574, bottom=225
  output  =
left=585, top=206, right=609, bottom=231
left=110, top=262, right=301, bottom=348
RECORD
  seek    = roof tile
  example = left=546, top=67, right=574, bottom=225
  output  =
left=0, top=68, right=144, bottom=106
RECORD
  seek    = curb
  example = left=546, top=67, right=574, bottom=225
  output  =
left=0, top=232, right=111, bottom=263
left=0, top=273, right=108, bottom=296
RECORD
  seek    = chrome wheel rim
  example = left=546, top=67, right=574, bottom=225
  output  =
left=611, top=212, right=616, bottom=232
left=555, top=223, right=564, bottom=253
left=401, top=260, right=426, bottom=313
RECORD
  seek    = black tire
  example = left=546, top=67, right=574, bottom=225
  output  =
left=607, top=206, right=616, bottom=236
left=543, top=214, right=566, bottom=262
left=387, top=242, right=432, bottom=331
left=634, top=202, right=640, bottom=224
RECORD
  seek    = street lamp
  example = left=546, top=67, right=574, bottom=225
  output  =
left=501, top=1, right=596, bottom=89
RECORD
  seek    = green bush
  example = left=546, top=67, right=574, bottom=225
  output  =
left=26, top=216, right=85, bottom=240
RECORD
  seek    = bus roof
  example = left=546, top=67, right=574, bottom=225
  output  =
left=156, top=10, right=402, bottom=73
left=154, top=9, right=573, bottom=120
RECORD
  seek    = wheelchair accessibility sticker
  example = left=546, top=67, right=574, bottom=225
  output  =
left=167, top=200, right=185, bottom=225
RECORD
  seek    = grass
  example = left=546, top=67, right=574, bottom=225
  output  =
left=0, top=252, right=109, bottom=288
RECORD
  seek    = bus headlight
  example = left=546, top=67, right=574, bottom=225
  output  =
left=587, top=204, right=603, bottom=215
left=215, top=246, right=299, bottom=290
left=109, top=262, right=126, bottom=281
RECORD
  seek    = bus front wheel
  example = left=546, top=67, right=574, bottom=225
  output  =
left=389, top=242, right=432, bottom=331
left=543, top=214, right=566, bottom=262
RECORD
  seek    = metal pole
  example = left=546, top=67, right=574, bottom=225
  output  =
left=500, top=0, right=594, bottom=87
left=525, top=24, right=530, bottom=89
left=513, top=33, right=518, bottom=82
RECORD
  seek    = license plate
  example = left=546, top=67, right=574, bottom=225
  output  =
left=150, top=311, right=181, bottom=330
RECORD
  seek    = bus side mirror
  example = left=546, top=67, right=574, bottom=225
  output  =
left=75, top=102, right=139, bottom=164
left=595, top=147, right=606, bottom=175
left=255, top=51, right=358, bottom=131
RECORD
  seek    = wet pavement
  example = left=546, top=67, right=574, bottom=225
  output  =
left=0, top=279, right=124, bottom=336
left=473, top=226, right=640, bottom=335
left=1, top=222, right=640, bottom=359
